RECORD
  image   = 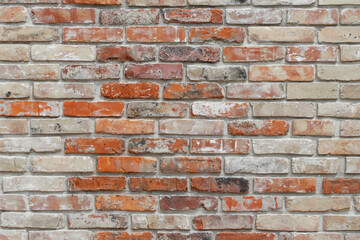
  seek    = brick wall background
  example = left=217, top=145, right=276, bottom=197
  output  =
left=0, top=0, right=360, bottom=239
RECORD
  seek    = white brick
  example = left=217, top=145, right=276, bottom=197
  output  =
left=3, top=176, right=66, bottom=192
left=225, top=157, right=289, bottom=174
left=31, top=156, right=94, bottom=173
left=1, top=212, right=65, bottom=229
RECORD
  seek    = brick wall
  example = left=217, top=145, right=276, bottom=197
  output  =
left=0, top=0, right=359, bottom=239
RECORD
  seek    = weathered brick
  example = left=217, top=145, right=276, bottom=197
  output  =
left=254, top=0, right=315, bottom=5
left=217, top=233, right=276, bottom=240
left=292, top=157, right=339, bottom=174
left=68, top=176, right=126, bottom=192
left=64, top=101, right=124, bottom=117
left=0, top=119, right=28, bottom=134
left=229, top=120, right=289, bottom=136
left=68, top=213, right=128, bottom=229
left=0, top=44, right=28, bottom=61
left=287, top=83, right=338, bottom=100
left=0, top=156, right=26, bottom=172
left=225, top=157, right=289, bottom=174
left=1, top=213, right=65, bottom=229
left=342, top=85, right=360, bottom=99
left=319, top=139, right=360, bottom=155
left=97, top=156, right=156, bottom=173
left=0, top=26, right=59, bottom=42
left=0, top=101, right=60, bottom=117
left=160, top=156, right=221, bottom=173
left=158, top=233, right=212, bottom=240
left=320, top=0, right=360, bottom=4
left=63, top=27, right=123, bottom=43
left=164, top=83, right=223, bottom=99
left=287, top=46, right=337, bottom=62
left=132, top=214, right=190, bottom=230
left=249, top=27, right=315, bottom=42
left=0, top=231, right=27, bottom=240
left=30, top=231, right=92, bottom=240
left=0, top=195, right=26, bottom=211
left=34, top=83, right=94, bottom=99
left=100, top=9, right=159, bottom=25
left=95, top=232, right=152, bottom=240
left=31, top=45, right=96, bottom=62
left=341, top=9, right=360, bottom=24
left=191, top=102, right=248, bottom=118
left=32, top=8, right=95, bottom=24
left=159, top=46, right=220, bottom=62
left=346, top=234, right=360, bottom=240
left=252, top=102, right=315, bottom=118
left=127, top=102, right=187, bottom=118
left=254, top=177, right=316, bottom=193
left=0, top=137, right=61, bottom=153
left=160, top=119, right=224, bottom=136
left=97, top=45, right=156, bottom=62
left=0, top=83, right=29, bottom=99
left=250, top=65, right=314, bottom=81
left=189, top=26, right=245, bottom=43
left=0, top=65, right=60, bottom=80
left=187, top=66, right=246, bottom=81
left=30, top=118, right=91, bottom=135
left=319, top=27, right=360, bottom=43
left=189, top=0, right=249, bottom=5
left=227, top=8, right=283, bottom=24
left=341, top=120, right=360, bottom=136
left=191, top=177, right=249, bottom=193
left=293, top=119, right=335, bottom=136
left=129, top=177, right=187, bottom=192
left=318, top=65, right=360, bottom=81
left=3, top=176, right=65, bottom=192
left=101, top=82, right=159, bottom=99
left=257, top=214, right=319, bottom=231
left=0, top=0, right=58, bottom=2
left=96, top=195, right=157, bottom=211
left=355, top=197, right=360, bottom=211
left=125, top=63, right=182, bottom=80
left=127, top=26, right=186, bottom=43
left=222, top=196, right=282, bottom=212
left=346, top=157, right=360, bottom=174
left=30, top=156, right=93, bottom=173
left=286, top=196, right=350, bottom=212
left=65, top=137, right=124, bottom=154
left=227, top=83, right=284, bottom=99
left=324, top=215, right=360, bottom=231
left=30, top=195, right=93, bottom=211
left=318, top=103, right=360, bottom=118
left=253, top=139, right=315, bottom=155
left=224, top=46, right=284, bottom=62
left=160, top=196, right=218, bottom=211
left=62, top=64, right=120, bottom=80
left=129, top=138, right=188, bottom=154
left=323, top=178, right=360, bottom=194
left=342, top=46, right=360, bottom=62
left=63, top=0, right=121, bottom=4
left=128, top=0, right=185, bottom=6
left=288, top=9, right=337, bottom=25
left=163, top=8, right=223, bottom=24
left=96, top=119, right=154, bottom=135
left=193, top=215, right=253, bottom=230
left=282, top=233, right=341, bottom=240
left=191, top=138, right=249, bottom=154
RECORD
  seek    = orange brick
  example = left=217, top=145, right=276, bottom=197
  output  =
left=0, top=101, right=60, bottom=117
left=63, top=0, right=121, bottom=4
left=129, top=177, right=187, bottom=192
left=68, top=177, right=126, bottom=191
left=95, top=232, right=152, bottom=240
left=164, top=83, right=223, bottom=99
left=64, top=101, right=124, bottom=117
left=189, top=26, right=245, bottom=43
left=97, top=156, right=156, bottom=173
left=323, top=178, right=360, bottom=194
left=129, top=138, right=188, bottom=154
left=224, top=46, right=284, bottom=62
left=32, top=8, right=95, bottom=24
left=160, top=156, right=221, bottom=173
left=254, top=178, right=316, bottom=193
left=101, top=82, right=159, bottom=99
left=95, top=119, right=154, bottom=135
left=65, top=137, right=124, bottom=154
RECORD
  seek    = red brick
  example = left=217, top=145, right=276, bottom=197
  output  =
left=0, top=101, right=60, bottom=117
left=129, top=177, right=187, bottom=192
left=160, top=196, right=218, bottom=211
left=159, top=46, right=220, bottom=62
left=254, top=178, right=316, bottom=193
left=65, top=137, right=124, bottom=154
left=127, top=26, right=186, bottom=43
left=101, top=82, right=159, bottom=99
left=96, top=195, right=156, bottom=211
left=97, top=156, right=156, bottom=173
left=125, top=63, right=182, bottom=80
left=68, top=177, right=126, bottom=191
left=160, top=156, right=221, bottom=173
left=224, top=46, right=284, bottom=62
left=190, top=138, right=250, bottom=154
left=191, top=177, right=249, bottom=193
left=191, top=102, right=249, bottom=118
left=0, top=7, right=27, bottom=23
left=189, top=26, right=245, bottom=43
left=222, top=196, right=281, bottom=212
left=129, top=138, right=188, bottom=154
left=216, top=233, right=276, bottom=240
left=97, top=45, right=156, bottom=62
left=341, top=8, right=360, bottom=24
left=158, top=233, right=212, bottom=240
left=64, top=101, right=124, bottom=117
left=228, top=120, right=289, bottom=136
left=323, top=178, right=360, bottom=194
left=63, top=0, right=121, bottom=4
left=63, top=27, right=123, bottom=42
left=163, top=8, right=223, bottom=24
left=288, top=9, right=338, bottom=25
left=32, top=8, right=95, bottom=24
left=95, top=119, right=154, bottom=135
left=95, top=232, right=152, bottom=240
left=29, top=195, right=92, bottom=211
left=286, top=46, right=337, bottom=62
left=250, top=65, right=314, bottom=81
left=164, top=83, right=223, bottom=99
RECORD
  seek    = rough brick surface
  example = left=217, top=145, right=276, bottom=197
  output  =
left=0, top=0, right=358, bottom=238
